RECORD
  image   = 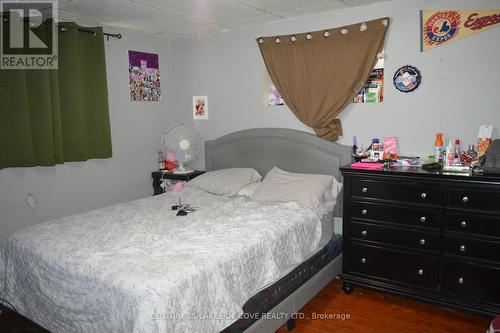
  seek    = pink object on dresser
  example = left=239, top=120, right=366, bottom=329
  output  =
left=350, top=162, right=384, bottom=170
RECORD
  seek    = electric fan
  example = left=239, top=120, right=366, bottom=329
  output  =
left=161, top=123, right=202, bottom=174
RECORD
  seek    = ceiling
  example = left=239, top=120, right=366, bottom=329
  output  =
left=56, top=0, right=390, bottom=41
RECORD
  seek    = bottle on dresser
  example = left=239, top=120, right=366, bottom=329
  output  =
left=453, top=139, right=461, bottom=164
left=434, top=133, right=444, bottom=163
left=445, top=141, right=455, bottom=167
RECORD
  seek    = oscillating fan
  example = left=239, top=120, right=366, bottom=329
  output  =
left=161, top=123, right=202, bottom=174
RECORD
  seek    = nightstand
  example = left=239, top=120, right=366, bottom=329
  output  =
left=151, top=170, right=205, bottom=195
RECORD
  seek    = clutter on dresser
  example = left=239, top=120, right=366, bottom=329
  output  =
left=351, top=126, right=496, bottom=175
left=352, top=135, right=404, bottom=169
left=352, top=136, right=370, bottom=162
left=431, top=126, right=496, bottom=174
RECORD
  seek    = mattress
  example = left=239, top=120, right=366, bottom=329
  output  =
left=319, top=211, right=335, bottom=248
left=223, top=234, right=342, bottom=332
left=254, top=211, right=334, bottom=294
left=1, top=187, right=326, bottom=333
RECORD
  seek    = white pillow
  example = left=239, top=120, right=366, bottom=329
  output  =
left=236, top=182, right=261, bottom=197
left=250, top=167, right=342, bottom=216
left=187, top=168, right=262, bottom=196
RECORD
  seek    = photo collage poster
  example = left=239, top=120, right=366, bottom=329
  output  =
left=128, top=51, right=161, bottom=101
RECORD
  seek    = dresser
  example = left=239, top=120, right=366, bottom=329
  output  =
left=340, top=166, right=500, bottom=316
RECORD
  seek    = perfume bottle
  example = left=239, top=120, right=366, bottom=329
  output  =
left=453, top=139, right=461, bottom=164
left=468, top=144, right=477, bottom=160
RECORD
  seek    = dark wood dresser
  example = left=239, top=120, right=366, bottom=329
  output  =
left=340, top=165, right=500, bottom=316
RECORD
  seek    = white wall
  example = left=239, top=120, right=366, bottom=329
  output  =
left=2, top=0, right=499, bottom=241
left=170, top=0, right=500, bottom=170
left=0, top=32, right=172, bottom=242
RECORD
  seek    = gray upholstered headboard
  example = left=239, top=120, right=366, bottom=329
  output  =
left=204, top=128, right=352, bottom=216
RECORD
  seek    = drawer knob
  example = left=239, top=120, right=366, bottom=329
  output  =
left=361, top=258, right=366, bottom=264
left=421, top=193, right=427, bottom=199
left=458, top=277, right=464, bottom=284
left=460, top=221, right=467, bottom=228
left=419, top=239, right=426, bottom=245
left=361, top=209, right=368, bottom=215
left=361, top=230, right=367, bottom=237
left=362, top=187, right=368, bottom=193
left=462, top=196, right=469, bottom=203
left=417, top=269, right=424, bottom=275
left=459, top=245, right=466, bottom=252
left=420, top=216, right=427, bottom=223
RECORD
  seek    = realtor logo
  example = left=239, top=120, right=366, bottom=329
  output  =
left=1, top=0, right=58, bottom=69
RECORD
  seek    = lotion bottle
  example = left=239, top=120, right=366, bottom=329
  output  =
left=445, top=141, right=454, bottom=167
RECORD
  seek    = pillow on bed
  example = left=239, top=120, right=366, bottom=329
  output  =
left=250, top=167, right=342, bottom=217
left=236, top=182, right=261, bottom=197
left=187, top=168, right=262, bottom=196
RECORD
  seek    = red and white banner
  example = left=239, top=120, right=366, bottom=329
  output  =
left=421, top=9, right=500, bottom=51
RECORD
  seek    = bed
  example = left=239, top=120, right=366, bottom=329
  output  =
left=0, top=128, right=351, bottom=333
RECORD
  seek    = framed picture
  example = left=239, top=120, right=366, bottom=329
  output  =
left=193, top=96, right=208, bottom=120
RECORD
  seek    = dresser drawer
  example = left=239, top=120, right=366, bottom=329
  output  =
left=351, top=222, right=440, bottom=253
left=446, top=210, right=500, bottom=239
left=351, top=201, right=441, bottom=229
left=448, top=187, right=500, bottom=212
left=444, top=236, right=500, bottom=263
left=352, top=178, right=442, bottom=205
left=347, top=243, right=439, bottom=290
left=443, top=260, right=500, bottom=304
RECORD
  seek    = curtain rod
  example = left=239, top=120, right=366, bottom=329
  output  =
left=78, top=28, right=122, bottom=39
left=57, top=25, right=122, bottom=39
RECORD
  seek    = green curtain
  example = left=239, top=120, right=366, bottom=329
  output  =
left=0, top=22, right=112, bottom=169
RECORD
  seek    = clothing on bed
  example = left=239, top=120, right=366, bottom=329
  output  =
left=1, top=187, right=322, bottom=333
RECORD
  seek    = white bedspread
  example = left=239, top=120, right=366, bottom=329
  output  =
left=0, top=187, right=321, bottom=333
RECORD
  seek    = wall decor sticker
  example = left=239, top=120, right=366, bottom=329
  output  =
left=193, top=96, right=208, bottom=120
left=128, top=51, right=161, bottom=101
left=262, top=68, right=284, bottom=106
left=353, top=57, right=384, bottom=103
left=393, top=65, right=421, bottom=93
left=421, top=9, right=500, bottom=51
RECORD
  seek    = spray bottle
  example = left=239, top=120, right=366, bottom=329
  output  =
left=434, top=133, right=444, bottom=163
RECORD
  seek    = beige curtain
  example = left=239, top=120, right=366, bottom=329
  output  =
left=257, top=18, right=389, bottom=141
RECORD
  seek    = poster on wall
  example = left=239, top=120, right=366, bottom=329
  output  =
left=421, top=9, right=500, bottom=52
left=262, top=69, right=284, bottom=106
left=193, top=96, right=208, bottom=120
left=128, top=50, right=161, bottom=101
left=353, top=58, right=384, bottom=103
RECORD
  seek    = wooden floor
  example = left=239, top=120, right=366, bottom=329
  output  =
left=0, top=279, right=492, bottom=332
left=277, top=279, right=491, bottom=333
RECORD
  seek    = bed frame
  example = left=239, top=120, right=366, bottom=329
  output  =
left=204, top=128, right=352, bottom=332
